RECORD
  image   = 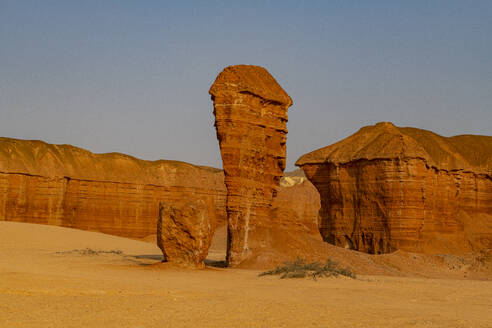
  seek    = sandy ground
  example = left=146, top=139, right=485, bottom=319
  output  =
left=1, top=222, right=492, bottom=328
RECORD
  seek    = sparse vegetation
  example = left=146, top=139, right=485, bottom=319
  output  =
left=55, top=248, right=123, bottom=256
left=476, top=249, right=491, bottom=264
left=259, top=257, right=356, bottom=280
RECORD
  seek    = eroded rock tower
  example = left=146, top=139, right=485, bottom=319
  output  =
left=209, top=65, right=293, bottom=266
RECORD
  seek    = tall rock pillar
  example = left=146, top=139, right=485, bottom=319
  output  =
left=209, top=65, right=293, bottom=266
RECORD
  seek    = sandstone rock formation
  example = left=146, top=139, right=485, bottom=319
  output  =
left=275, top=172, right=320, bottom=237
left=0, top=137, right=226, bottom=238
left=0, top=137, right=323, bottom=265
left=157, top=200, right=212, bottom=267
left=231, top=173, right=323, bottom=268
left=207, top=171, right=322, bottom=266
left=296, top=122, right=492, bottom=254
left=210, top=65, right=293, bottom=266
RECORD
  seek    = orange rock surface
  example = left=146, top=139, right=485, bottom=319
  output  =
left=210, top=65, right=293, bottom=266
left=157, top=200, right=212, bottom=267
left=227, top=172, right=324, bottom=269
left=0, top=137, right=322, bottom=262
left=275, top=172, right=320, bottom=238
left=296, top=122, right=492, bottom=254
left=0, top=137, right=227, bottom=238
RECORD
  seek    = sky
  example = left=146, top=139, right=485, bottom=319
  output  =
left=1, top=1, right=491, bottom=170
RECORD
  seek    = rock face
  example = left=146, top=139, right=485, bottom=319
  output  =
left=210, top=65, right=293, bottom=266
left=208, top=171, right=322, bottom=267
left=296, top=122, right=492, bottom=254
left=275, top=173, right=320, bottom=237
left=0, top=137, right=226, bottom=238
left=0, top=137, right=322, bottom=265
left=157, top=200, right=212, bottom=267
left=239, top=177, right=323, bottom=268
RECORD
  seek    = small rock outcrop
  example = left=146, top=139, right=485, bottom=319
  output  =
left=157, top=200, right=212, bottom=267
left=210, top=65, right=293, bottom=266
left=296, top=122, right=492, bottom=254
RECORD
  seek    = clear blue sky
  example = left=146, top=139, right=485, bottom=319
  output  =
left=1, top=1, right=491, bottom=170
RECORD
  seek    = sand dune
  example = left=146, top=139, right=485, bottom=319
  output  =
left=1, top=221, right=492, bottom=327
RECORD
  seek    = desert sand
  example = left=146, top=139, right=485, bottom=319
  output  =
left=1, top=221, right=491, bottom=328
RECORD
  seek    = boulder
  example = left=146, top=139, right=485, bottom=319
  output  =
left=157, top=200, right=212, bottom=268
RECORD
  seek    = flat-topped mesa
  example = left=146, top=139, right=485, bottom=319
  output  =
left=0, top=137, right=225, bottom=187
left=296, top=122, right=492, bottom=174
left=296, top=122, right=492, bottom=255
left=210, top=65, right=293, bottom=266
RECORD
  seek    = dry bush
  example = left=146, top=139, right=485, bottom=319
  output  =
left=55, top=248, right=123, bottom=256
left=259, top=257, right=356, bottom=280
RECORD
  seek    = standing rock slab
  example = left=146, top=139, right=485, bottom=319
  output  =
left=209, top=65, right=293, bottom=266
left=157, top=200, right=212, bottom=268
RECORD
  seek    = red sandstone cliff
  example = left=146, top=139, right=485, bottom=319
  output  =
left=296, top=122, right=492, bottom=255
left=0, top=137, right=226, bottom=238
left=0, top=137, right=322, bottom=260
left=210, top=65, right=293, bottom=266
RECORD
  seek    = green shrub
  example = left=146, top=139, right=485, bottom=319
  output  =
left=259, top=257, right=356, bottom=280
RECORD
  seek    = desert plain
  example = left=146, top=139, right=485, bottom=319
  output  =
left=1, top=221, right=491, bottom=328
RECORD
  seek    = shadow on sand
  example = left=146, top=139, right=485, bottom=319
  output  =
left=126, top=254, right=228, bottom=268
left=205, top=259, right=228, bottom=268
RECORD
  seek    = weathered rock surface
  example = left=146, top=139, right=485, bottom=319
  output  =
left=232, top=174, right=323, bottom=268
left=157, top=200, right=212, bottom=267
left=207, top=171, right=322, bottom=266
left=296, top=122, right=492, bottom=254
left=210, top=65, right=293, bottom=266
left=275, top=174, right=320, bottom=237
left=0, top=137, right=323, bottom=264
left=0, top=137, right=227, bottom=238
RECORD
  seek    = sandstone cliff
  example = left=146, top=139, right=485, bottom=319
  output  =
left=210, top=65, right=293, bottom=266
left=0, top=137, right=322, bottom=262
left=0, top=137, right=227, bottom=238
left=296, top=122, right=492, bottom=254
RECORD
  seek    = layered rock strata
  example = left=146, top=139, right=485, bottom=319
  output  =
left=0, top=136, right=322, bottom=262
left=208, top=172, right=322, bottom=266
left=210, top=65, right=293, bottom=266
left=157, top=200, right=212, bottom=267
left=275, top=175, right=320, bottom=237
left=296, top=122, right=492, bottom=254
left=0, top=137, right=226, bottom=238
